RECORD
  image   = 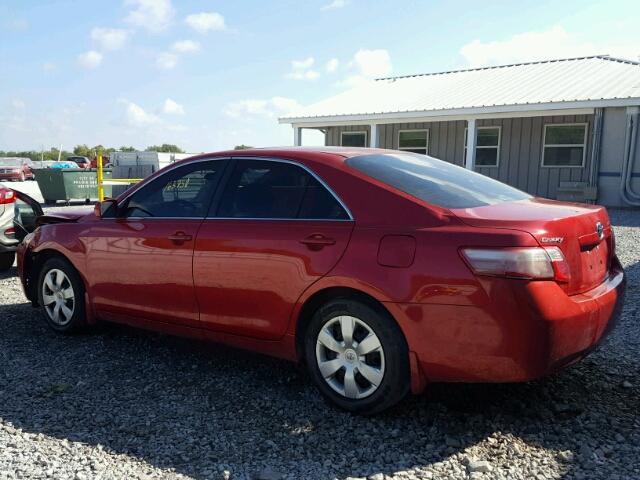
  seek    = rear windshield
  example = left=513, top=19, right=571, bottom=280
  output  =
left=346, top=153, right=530, bottom=209
left=0, top=158, right=23, bottom=167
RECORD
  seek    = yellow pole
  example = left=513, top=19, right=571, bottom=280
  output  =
left=97, top=154, right=104, bottom=201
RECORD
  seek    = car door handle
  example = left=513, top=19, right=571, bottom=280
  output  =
left=168, top=232, right=193, bottom=243
left=300, top=234, right=336, bottom=248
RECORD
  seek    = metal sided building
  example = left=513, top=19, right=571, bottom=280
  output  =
left=279, top=56, right=640, bottom=207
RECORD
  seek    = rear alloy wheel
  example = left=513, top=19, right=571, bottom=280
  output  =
left=0, top=252, right=15, bottom=271
left=37, top=257, right=86, bottom=333
left=315, top=316, right=385, bottom=399
left=305, top=298, right=409, bottom=415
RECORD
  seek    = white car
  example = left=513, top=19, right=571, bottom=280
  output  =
left=0, top=187, right=42, bottom=271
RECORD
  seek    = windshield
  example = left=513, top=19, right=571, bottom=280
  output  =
left=0, top=158, right=23, bottom=167
left=346, top=153, right=531, bottom=209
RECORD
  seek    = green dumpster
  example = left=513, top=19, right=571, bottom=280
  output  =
left=33, top=168, right=113, bottom=205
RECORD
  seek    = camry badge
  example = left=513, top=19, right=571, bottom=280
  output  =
left=596, top=222, right=604, bottom=240
left=541, top=237, right=564, bottom=243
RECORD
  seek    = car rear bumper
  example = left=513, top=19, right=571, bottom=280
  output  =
left=390, top=257, right=626, bottom=387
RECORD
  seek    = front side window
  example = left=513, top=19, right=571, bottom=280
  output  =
left=542, top=124, right=587, bottom=167
left=122, top=161, right=224, bottom=218
left=347, top=153, right=530, bottom=209
left=398, top=130, right=429, bottom=155
left=216, top=159, right=349, bottom=220
left=341, top=132, right=367, bottom=147
left=465, top=127, right=500, bottom=167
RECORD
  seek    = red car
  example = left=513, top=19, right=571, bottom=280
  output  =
left=17, top=148, right=625, bottom=414
left=0, top=157, right=35, bottom=181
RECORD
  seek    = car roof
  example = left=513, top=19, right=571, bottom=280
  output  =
left=187, top=146, right=393, bottom=164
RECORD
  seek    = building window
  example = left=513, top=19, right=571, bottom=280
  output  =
left=398, top=130, right=429, bottom=155
left=542, top=124, right=587, bottom=167
left=341, top=131, right=367, bottom=147
left=465, top=126, right=500, bottom=167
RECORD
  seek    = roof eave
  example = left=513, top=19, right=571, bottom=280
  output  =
left=279, top=97, right=640, bottom=126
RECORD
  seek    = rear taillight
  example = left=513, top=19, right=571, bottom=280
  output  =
left=4, top=227, right=15, bottom=239
left=461, top=247, right=571, bottom=282
left=0, top=188, right=15, bottom=205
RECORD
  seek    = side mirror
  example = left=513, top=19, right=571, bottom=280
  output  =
left=94, top=198, right=118, bottom=218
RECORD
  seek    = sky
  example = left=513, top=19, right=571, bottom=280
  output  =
left=0, top=0, right=639, bottom=153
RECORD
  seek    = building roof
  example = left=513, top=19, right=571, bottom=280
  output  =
left=280, top=56, right=640, bottom=124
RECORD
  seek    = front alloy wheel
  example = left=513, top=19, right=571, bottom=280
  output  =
left=37, top=257, right=86, bottom=333
left=42, top=268, right=75, bottom=326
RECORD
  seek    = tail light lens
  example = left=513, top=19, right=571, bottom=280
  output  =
left=461, top=247, right=571, bottom=282
left=0, top=188, right=16, bottom=205
left=4, top=227, right=15, bottom=238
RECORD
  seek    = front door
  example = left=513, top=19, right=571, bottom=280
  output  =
left=194, top=158, right=354, bottom=340
left=85, top=159, right=227, bottom=329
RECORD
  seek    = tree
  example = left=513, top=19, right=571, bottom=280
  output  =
left=234, top=144, right=253, bottom=150
left=145, top=144, right=184, bottom=153
left=73, top=144, right=91, bottom=157
left=119, top=146, right=137, bottom=152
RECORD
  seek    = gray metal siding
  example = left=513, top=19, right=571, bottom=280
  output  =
left=325, top=115, right=594, bottom=199
left=597, top=107, right=640, bottom=207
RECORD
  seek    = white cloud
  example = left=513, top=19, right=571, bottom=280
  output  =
left=125, top=0, right=174, bottom=33
left=91, top=27, right=128, bottom=51
left=42, top=62, right=56, bottom=72
left=286, top=56, right=320, bottom=80
left=338, top=48, right=392, bottom=87
left=11, top=99, right=26, bottom=110
left=171, top=40, right=201, bottom=53
left=292, top=57, right=315, bottom=70
left=185, top=12, right=226, bottom=33
left=287, top=70, right=320, bottom=80
left=321, top=0, right=348, bottom=10
left=156, top=52, right=178, bottom=70
left=326, top=58, right=339, bottom=73
left=352, top=48, right=392, bottom=77
left=77, top=50, right=103, bottom=69
left=124, top=101, right=160, bottom=126
left=7, top=18, right=29, bottom=31
left=163, top=98, right=185, bottom=115
left=225, top=97, right=301, bottom=118
left=458, top=26, right=640, bottom=67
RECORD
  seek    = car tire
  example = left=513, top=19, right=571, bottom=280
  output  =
left=0, top=252, right=15, bottom=271
left=37, top=257, right=87, bottom=333
left=304, top=297, right=410, bottom=415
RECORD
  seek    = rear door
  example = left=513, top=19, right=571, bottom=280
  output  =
left=193, top=157, right=354, bottom=340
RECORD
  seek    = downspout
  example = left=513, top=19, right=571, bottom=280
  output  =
left=588, top=108, right=603, bottom=203
left=619, top=109, right=640, bottom=206
left=624, top=111, right=639, bottom=198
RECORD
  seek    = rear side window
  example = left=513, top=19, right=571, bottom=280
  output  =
left=346, top=153, right=530, bottom=209
left=216, top=159, right=350, bottom=220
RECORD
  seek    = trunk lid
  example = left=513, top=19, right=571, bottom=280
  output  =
left=451, top=197, right=613, bottom=295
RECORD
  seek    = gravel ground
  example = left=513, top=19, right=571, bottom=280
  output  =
left=0, top=208, right=638, bottom=480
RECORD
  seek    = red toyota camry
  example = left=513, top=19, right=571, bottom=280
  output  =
left=17, top=148, right=625, bottom=414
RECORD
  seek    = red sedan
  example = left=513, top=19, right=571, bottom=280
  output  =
left=0, top=157, right=35, bottom=182
left=17, top=148, right=625, bottom=414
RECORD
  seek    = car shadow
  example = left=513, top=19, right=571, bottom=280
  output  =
left=0, top=265, right=17, bottom=281
left=0, top=287, right=638, bottom=480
